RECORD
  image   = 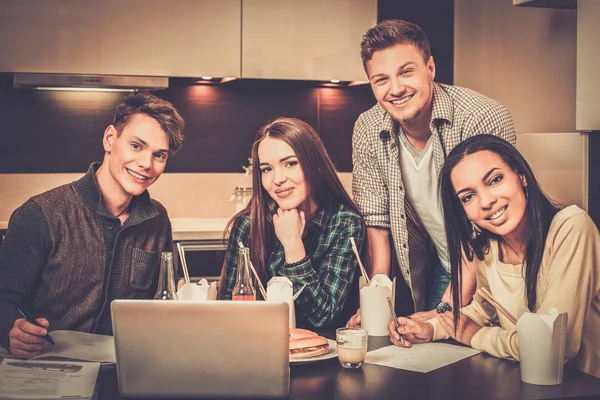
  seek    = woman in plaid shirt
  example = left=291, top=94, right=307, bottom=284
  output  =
left=219, top=117, right=366, bottom=328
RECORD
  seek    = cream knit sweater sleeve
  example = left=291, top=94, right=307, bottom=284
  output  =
left=468, top=206, right=600, bottom=362
left=427, top=264, right=499, bottom=342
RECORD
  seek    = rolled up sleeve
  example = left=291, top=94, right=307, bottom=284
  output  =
left=282, top=214, right=366, bottom=328
left=352, top=114, right=390, bottom=229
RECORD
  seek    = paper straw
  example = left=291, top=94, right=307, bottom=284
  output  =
left=238, top=241, right=268, bottom=300
left=292, top=284, right=307, bottom=301
left=176, top=242, right=191, bottom=284
left=349, top=237, right=370, bottom=285
left=477, top=287, right=518, bottom=325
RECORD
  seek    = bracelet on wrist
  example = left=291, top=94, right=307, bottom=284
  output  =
left=283, top=255, right=309, bottom=268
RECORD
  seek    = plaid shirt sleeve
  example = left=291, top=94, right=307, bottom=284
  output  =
left=220, top=217, right=251, bottom=300
left=463, top=100, right=517, bottom=145
left=278, top=211, right=365, bottom=328
left=352, top=112, right=391, bottom=229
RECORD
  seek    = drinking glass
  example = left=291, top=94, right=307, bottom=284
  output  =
left=336, top=327, right=368, bottom=369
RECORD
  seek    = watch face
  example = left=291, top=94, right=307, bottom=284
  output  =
left=436, top=302, right=452, bottom=314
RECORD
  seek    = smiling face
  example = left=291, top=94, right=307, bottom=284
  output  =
left=450, top=150, right=528, bottom=239
left=366, top=43, right=435, bottom=126
left=102, top=113, right=170, bottom=199
left=257, top=136, right=313, bottom=212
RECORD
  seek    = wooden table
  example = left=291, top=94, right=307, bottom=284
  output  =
left=96, top=336, right=600, bottom=400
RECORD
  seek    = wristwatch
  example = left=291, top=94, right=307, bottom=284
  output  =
left=436, top=301, right=452, bottom=314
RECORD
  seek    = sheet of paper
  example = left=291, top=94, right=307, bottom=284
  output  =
left=364, top=343, right=481, bottom=373
left=0, top=359, right=99, bottom=400
left=31, top=331, right=116, bottom=364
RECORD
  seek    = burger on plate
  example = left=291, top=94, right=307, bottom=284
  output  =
left=289, top=328, right=329, bottom=360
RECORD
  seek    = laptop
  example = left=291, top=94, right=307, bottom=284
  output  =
left=111, top=300, right=290, bottom=398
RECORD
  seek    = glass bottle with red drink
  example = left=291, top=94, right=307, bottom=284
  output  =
left=232, top=247, right=256, bottom=300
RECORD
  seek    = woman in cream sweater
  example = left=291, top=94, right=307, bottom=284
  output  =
left=388, top=135, right=600, bottom=378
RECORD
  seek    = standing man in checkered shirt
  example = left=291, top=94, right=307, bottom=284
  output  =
left=347, top=19, right=516, bottom=326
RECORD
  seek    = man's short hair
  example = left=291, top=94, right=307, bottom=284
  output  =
left=112, top=92, right=185, bottom=155
left=360, top=19, right=432, bottom=73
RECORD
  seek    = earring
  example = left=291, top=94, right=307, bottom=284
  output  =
left=470, top=220, right=480, bottom=240
left=525, top=187, right=529, bottom=201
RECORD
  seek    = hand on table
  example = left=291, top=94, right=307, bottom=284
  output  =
left=346, top=309, right=361, bottom=328
left=388, top=317, right=433, bottom=348
left=408, top=309, right=438, bottom=323
left=9, top=317, right=50, bottom=359
left=436, top=312, right=481, bottom=346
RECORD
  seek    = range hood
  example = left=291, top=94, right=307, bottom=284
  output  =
left=513, top=0, right=576, bottom=9
left=12, top=73, right=168, bottom=92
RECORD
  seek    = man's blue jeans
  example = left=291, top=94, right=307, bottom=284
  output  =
left=426, top=260, right=450, bottom=310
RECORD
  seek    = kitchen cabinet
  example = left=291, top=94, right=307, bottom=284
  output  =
left=0, top=0, right=241, bottom=78
left=171, top=218, right=229, bottom=282
left=242, top=0, right=376, bottom=81
left=576, top=0, right=600, bottom=131
left=177, top=240, right=227, bottom=282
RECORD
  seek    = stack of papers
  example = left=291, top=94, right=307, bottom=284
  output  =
left=0, top=331, right=116, bottom=364
left=29, top=331, right=116, bottom=364
left=0, top=330, right=115, bottom=400
left=0, top=359, right=99, bottom=400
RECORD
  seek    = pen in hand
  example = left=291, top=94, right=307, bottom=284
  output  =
left=16, top=306, right=55, bottom=346
left=386, top=296, right=405, bottom=346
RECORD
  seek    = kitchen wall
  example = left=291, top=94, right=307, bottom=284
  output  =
left=12, top=1, right=589, bottom=224
left=0, top=172, right=354, bottom=221
left=517, top=132, right=587, bottom=209
left=0, top=80, right=372, bottom=221
left=0, top=0, right=457, bottom=223
left=1, top=0, right=588, bottom=223
left=454, top=0, right=587, bottom=211
left=0, top=78, right=377, bottom=174
left=454, top=0, right=576, bottom=134
left=578, top=0, right=600, bottom=227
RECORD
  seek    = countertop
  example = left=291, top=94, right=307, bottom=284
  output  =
left=170, top=217, right=229, bottom=241
left=0, top=218, right=230, bottom=242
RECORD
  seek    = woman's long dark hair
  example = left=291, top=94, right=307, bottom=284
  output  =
left=439, top=135, right=560, bottom=329
left=221, top=117, right=359, bottom=292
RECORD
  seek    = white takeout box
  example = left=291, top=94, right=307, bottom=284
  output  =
left=516, top=307, right=568, bottom=385
left=267, top=277, right=296, bottom=328
left=176, top=279, right=217, bottom=301
left=359, top=274, right=396, bottom=336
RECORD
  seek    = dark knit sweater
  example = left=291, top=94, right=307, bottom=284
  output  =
left=0, top=163, right=172, bottom=349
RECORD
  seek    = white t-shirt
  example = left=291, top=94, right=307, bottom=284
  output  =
left=398, top=133, right=449, bottom=272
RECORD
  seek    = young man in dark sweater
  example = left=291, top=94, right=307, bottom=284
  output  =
left=0, top=92, right=185, bottom=358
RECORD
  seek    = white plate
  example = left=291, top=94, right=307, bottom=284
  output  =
left=290, top=339, right=338, bottom=364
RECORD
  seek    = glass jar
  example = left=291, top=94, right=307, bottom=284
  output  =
left=230, top=158, right=253, bottom=213
left=231, top=187, right=252, bottom=213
